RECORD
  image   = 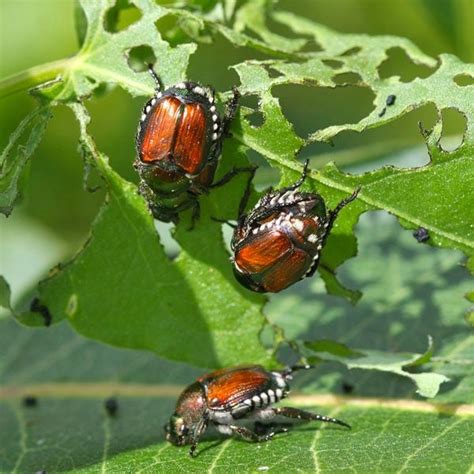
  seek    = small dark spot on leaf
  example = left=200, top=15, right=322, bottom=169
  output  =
left=453, top=74, right=474, bottom=87
left=386, top=94, right=396, bottom=106
left=23, top=396, right=38, bottom=408
left=413, top=227, right=430, bottom=243
left=342, top=382, right=354, bottom=394
left=30, top=298, right=52, bottom=327
left=105, top=397, right=119, bottom=417
left=378, top=107, right=386, bottom=117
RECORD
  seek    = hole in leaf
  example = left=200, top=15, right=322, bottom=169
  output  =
left=87, top=88, right=140, bottom=182
left=246, top=111, right=265, bottom=128
left=267, top=67, right=283, bottom=79
left=439, top=108, right=466, bottom=152
left=297, top=39, right=323, bottom=53
left=187, top=32, right=268, bottom=91
left=74, top=1, right=88, bottom=46
left=322, top=59, right=343, bottom=69
left=454, top=74, right=474, bottom=86
left=333, top=72, right=362, bottom=85
left=267, top=16, right=316, bottom=52
left=239, top=94, right=259, bottom=110
left=340, top=47, right=361, bottom=57
left=300, top=103, right=438, bottom=170
left=155, top=221, right=180, bottom=259
left=104, top=0, right=142, bottom=33
left=273, top=83, right=375, bottom=140
left=127, top=45, right=156, bottom=73
left=239, top=95, right=263, bottom=127
left=155, top=12, right=206, bottom=46
left=378, top=47, right=434, bottom=82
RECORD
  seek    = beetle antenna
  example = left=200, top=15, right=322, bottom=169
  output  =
left=287, top=159, right=310, bottom=191
left=147, top=63, right=163, bottom=91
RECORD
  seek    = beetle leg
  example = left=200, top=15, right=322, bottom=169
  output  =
left=221, top=86, right=241, bottom=137
left=227, top=424, right=276, bottom=442
left=188, top=201, right=201, bottom=231
left=210, top=166, right=256, bottom=216
left=273, top=407, right=351, bottom=429
left=327, top=187, right=361, bottom=228
left=304, top=186, right=360, bottom=273
left=209, top=166, right=256, bottom=189
left=254, top=421, right=290, bottom=436
left=189, top=414, right=209, bottom=457
left=147, top=64, right=163, bottom=91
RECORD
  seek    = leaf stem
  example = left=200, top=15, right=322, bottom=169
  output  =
left=0, top=58, right=74, bottom=98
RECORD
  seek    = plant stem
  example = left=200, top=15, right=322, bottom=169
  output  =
left=0, top=58, right=74, bottom=99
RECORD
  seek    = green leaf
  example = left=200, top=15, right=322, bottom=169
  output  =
left=232, top=56, right=474, bottom=258
left=0, top=108, right=51, bottom=216
left=1, top=317, right=473, bottom=472
left=38, top=0, right=195, bottom=101
left=233, top=0, right=306, bottom=53
left=306, top=337, right=449, bottom=398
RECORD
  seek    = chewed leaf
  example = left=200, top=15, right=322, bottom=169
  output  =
left=37, top=0, right=196, bottom=101
left=305, top=337, right=449, bottom=398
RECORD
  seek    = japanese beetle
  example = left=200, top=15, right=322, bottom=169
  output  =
left=231, top=161, right=359, bottom=292
left=165, top=364, right=350, bottom=457
left=135, top=66, right=250, bottom=224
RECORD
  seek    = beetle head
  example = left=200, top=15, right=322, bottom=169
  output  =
left=165, top=414, right=191, bottom=446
